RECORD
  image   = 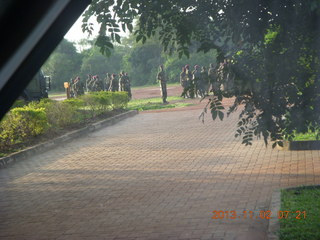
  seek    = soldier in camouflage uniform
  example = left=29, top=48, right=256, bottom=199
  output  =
left=208, top=63, right=219, bottom=93
left=94, top=75, right=104, bottom=91
left=73, top=76, right=85, bottom=97
left=109, top=73, right=119, bottom=92
left=200, top=66, right=209, bottom=96
left=180, top=66, right=189, bottom=98
left=98, top=75, right=104, bottom=91
left=104, top=73, right=111, bottom=91
left=69, top=78, right=75, bottom=98
left=217, top=59, right=235, bottom=94
left=124, top=72, right=132, bottom=99
left=88, top=75, right=97, bottom=92
left=86, top=74, right=92, bottom=92
left=119, top=71, right=126, bottom=91
left=192, top=65, right=202, bottom=97
left=157, top=64, right=169, bottom=104
left=185, top=64, right=194, bottom=98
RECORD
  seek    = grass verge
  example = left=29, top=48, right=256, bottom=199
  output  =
left=292, top=132, right=319, bottom=141
left=127, top=96, right=193, bottom=111
left=279, top=186, right=320, bottom=240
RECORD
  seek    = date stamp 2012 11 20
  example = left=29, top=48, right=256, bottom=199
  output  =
left=211, top=210, right=307, bottom=220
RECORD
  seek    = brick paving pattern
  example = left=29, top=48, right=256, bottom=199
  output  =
left=1, top=101, right=320, bottom=240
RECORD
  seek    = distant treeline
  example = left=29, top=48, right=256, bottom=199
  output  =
left=42, top=35, right=217, bottom=91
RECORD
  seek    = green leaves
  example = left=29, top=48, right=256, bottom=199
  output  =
left=210, top=96, right=225, bottom=121
left=82, top=0, right=320, bottom=147
left=199, top=92, right=225, bottom=123
left=95, top=35, right=113, bottom=56
left=234, top=115, right=258, bottom=146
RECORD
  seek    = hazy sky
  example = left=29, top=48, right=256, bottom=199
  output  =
left=64, top=15, right=99, bottom=42
left=64, top=15, right=128, bottom=42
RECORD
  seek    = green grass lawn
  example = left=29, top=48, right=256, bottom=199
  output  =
left=127, top=96, right=193, bottom=111
left=279, top=186, right=320, bottom=240
left=292, top=132, right=319, bottom=141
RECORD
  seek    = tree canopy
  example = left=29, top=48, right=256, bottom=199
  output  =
left=83, top=0, right=320, bottom=147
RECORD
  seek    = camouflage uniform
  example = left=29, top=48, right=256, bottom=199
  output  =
left=109, top=74, right=119, bottom=92
left=69, top=78, right=75, bottom=98
left=180, top=67, right=189, bottom=98
left=119, top=71, right=126, bottom=91
left=157, top=65, right=168, bottom=104
left=185, top=65, right=195, bottom=98
left=192, top=65, right=202, bottom=97
left=86, top=74, right=92, bottom=92
left=104, top=73, right=111, bottom=91
left=73, top=76, right=85, bottom=97
left=218, top=59, right=235, bottom=94
left=123, top=72, right=132, bottom=99
left=208, top=63, right=219, bottom=92
left=94, top=75, right=103, bottom=91
left=200, top=66, right=209, bottom=96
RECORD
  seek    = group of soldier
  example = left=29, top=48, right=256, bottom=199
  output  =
left=69, top=71, right=132, bottom=99
left=156, top=61, right=231, bottom=104
left=179, top=63, right=219, bottom=98
left=70, top=61, right=231, bottom=103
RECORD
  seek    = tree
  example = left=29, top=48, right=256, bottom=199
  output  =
left=80, top=44, right=128, bottom=79
left=83, top=0, right=320, bottom=146
left=123, top=40, right=163, bottom=86
left=43, top=39, right=82, bottom=91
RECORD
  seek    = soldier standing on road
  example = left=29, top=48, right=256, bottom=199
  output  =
left=119, top=71, right=126, bottom=91
left=200, top=66, right=209, bottom=96
left=88, top=75, right=97, bottom=92
left=109, top=73, right=119, bottom=92
left=208, top=63, right=219, bottom=93
left=95, top=75, right=104, bottom=91
left=73, top=76, right=85, bottom=97
left=157, top=64, right=169, bottom=104
left=192, top=65, right=202, bottom=98
left=69, top=78, right=75, bottom=98
left=124, top=72, right=132, bottom=99
left=86, top=74, right=92, bottom=92
left=185, top=64, right=194, bottom=98
left=180, top=66, right=189, bottom=98
left=104, top=73, right=111, bottom=91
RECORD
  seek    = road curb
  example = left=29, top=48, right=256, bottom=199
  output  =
left=0, top=110, right=138, bottom=169
left=268, top=189, right=281, bottom=240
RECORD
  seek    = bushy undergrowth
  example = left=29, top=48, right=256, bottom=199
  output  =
left=0, top=91, right=129, bottom=153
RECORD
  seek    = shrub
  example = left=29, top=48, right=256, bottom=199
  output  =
left=45, top=100, right=83, bottom=128
left=0, top=91, right=129, bottom=153
left=10, top=99, right=26, bottom=109
left=111, top=91, right=129, bottom=109
left=80, top=91, right=113, bottom=117
left=62, top=98, right=85, bottom=108
left=0, top=105, right=49, bottom=151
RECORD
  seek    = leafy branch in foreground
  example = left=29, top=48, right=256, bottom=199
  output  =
left=84, top=1, right=320, bottom=146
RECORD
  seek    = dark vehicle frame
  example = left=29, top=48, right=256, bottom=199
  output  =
left=0, top=0, right=91, bottom=120
left=21, top=70, right=51, bottom=102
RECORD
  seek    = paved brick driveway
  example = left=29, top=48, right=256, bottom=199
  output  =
left=1, top=102, right=320, bottom=240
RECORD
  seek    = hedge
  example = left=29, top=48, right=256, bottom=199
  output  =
left=0, top=91, right=129, bottom=153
